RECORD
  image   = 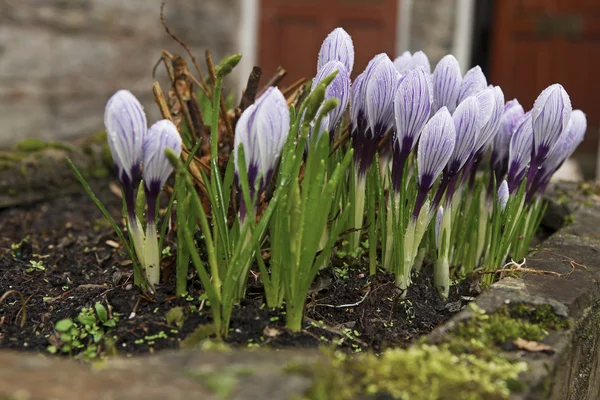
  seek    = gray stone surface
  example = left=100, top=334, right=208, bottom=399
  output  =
left=0, top=0, right=239, bottom=148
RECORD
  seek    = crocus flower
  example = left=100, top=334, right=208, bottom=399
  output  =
left=506, top=111, right=533, bottom=193
left=527, top=84, right=572, bottom=185
left=474, top=86, right=504, bottom=156
left=458, top=66, right=487, bottom=103
left=142, top=120, right=183, bottom=224
left=350, top=53, right=400, bottom=178
left=490, top=100, right=525, bottom=181
left=432, top=55, right=462, bottom=114
left=414, top=107, right=456, bottom=219
left=104, top=90, right=147, bottom=217
left=393, top=51, right=431, bottom=75
left=431, top=96, right=479, bottom=209
left=497, top=180, right=509, bottom=211
left=391, top=66, right=433, bottom=193
left=234, top=87, right=290, bottom=218
left=317, top=27, right=354, bottom=75
left=141, top=119, right=182, bottom=285
left=311, top=60, right=351, bottom=139
left=529, top=109, right=587, bottom=198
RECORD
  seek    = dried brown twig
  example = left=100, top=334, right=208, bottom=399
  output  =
left=0, top=289, right=28, bottom=328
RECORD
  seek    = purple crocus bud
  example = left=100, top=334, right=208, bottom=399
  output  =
left=412, top=51, right=431, bottom=74
left=536, top=109, right=587, bottom=188
left=142, top=120, right=182, bottom=223
left=393, top=51, right=431, bottom=75
left=474, top=86, right=504, bottom=155
left=317, top=27, right=354, bottom=75
left=312, top=60, right=351, bottom=139
left=391, top=66, right=433, bottom=193
left=414, top=107, right=456, bottom=219
left=351, top=54, right=400, bottom=178
left=435, top=206, right=444, bottom=249
left=105, top=90, right=147, bottom=190
left=497, top=180, right=509, bottom=211
left=432, top=55, right=462, bottom=114
left=490, top=99, right=525, bottom=180
left=447, top=96, right=479, bottom=176
left=458, top=66, right=487, bottom=103
left=530, top=84, right=572, bottom=166
left=506, top=111, right=533, bottom=193
left=234, top=87, right=290, bottom=199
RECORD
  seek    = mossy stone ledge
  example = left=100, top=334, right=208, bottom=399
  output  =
left=0, top=174, right=599, bottom=399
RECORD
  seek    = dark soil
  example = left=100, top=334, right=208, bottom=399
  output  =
left=0, top=181, right=475, bottom=359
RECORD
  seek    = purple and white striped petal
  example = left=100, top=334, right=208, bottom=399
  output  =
left=393, top=66, right=433, bottom=155
left=472, top=87, right=501, bottom=153
left=507, top=111, right=533, bottom=193
left=142, top=120, right=182, bottom=196
left=365, top=54, right=400, bottom=139
left=412, top=51, right=431, bottom=74
left=312, top=60, right=351, bottom=137
left=417, top=107, right=456, bottom=190
left=497, top=180, right=509, bottom=211
left=317, top=27, right=355, bottom=74
left=476, top=86, right=504, bottom=153
left=458, top=66, right=487, bottom=103
left=447, top=96, right=479, bottom=175
left=491, top=99, right=525, bottom=177
left=432, top=55, right=462, bottom=114
left=393, top=51, right=412, bottom=75
left=541, top=109, right=587, bottom=179
left=531, top=84, right=572, bottom=162
left=350, top=71, right=367, bottom=134
left=566, top=109, right=587, bottom=155
left=104, top=90, right=147, bottom=187
left=393, top=50, right=431, bottom=75
left=234, top=87, right=290, bottom=191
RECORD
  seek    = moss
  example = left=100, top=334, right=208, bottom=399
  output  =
left=295, top=302, right=573, bottom=399
left=293, top=344, right=526, bottom=400
left=13, top=138, right=72, bottom=153
left=453, top=304, right=548, bottom=346
left=186, top=365, right=254, bottom=398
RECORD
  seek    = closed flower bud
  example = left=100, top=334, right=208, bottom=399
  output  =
left=318, top=28, right=354, bottom=75
left=447, top=96, right=479, bottom=176
left=142, top=120, right=182, bottom=223
left=474, top=86, right=504, bottom=155
left=104, top=90, right=147, bottom=189
left=507, top=111, right=533, bottom=193
left=393, top=51, right=431, bottom=75
left=234, top=87, right=290, bottom=196
left=312, top=60, right=351, bottom=139
left=143, top=120, right=182, bottom=197
left=491, top=99, right=525, bottom=180
left=432, top=55, right=462, bottom=114
left=531, top=84, right=572, bottom=163
left=458, top=66, right=487, bottom=103
left=417, top=107, right=456, bottom=192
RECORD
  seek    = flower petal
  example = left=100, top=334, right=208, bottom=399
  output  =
left=104, top=90, right=147, bottom=185
left=491, top=99, right=525, bottom=175
left=142, top=120, right=182, bottom=194
left=447, top=96, right=479, bottom=174
left=317, top=27, right=355, bottom=75
left=365, top=53, right=400, bottom=139
left=432, top=55, right=462, bottom=114
left=417, top=107, right=456, bottom=190
left=393, top=66, right=433, bottom=154
left=507, top=111, right=533, bottom=192
left=531, top=83, right=572, bottom=161
left=313, top=60, right=351, bottom=136
left=458, top=65, right=487, bottom=103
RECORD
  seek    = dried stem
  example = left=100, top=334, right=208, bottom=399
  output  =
left=0, top=289, right=28, bottom=328
left=160, top=3, right=211, bottom=98
left=238, top=66, right=262, bottom=112
left=205, top=49, right=234, bottom=146
left=258, top=66, right=287, bottom=97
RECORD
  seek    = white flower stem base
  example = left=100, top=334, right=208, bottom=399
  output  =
left=351, top=175, right=367, bottom=251
left=144, top=221, right=160, bottom=286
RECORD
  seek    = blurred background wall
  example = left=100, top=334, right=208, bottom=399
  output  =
left=1, top=0, right=598, bottom=178
left=0, top=0, right=238, bottom=148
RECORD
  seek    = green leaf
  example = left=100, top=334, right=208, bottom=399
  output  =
left=95, top=303, right=108, bottom=323
left=55, top=319, right=74, bottom=332
left=166, top=306, right=187, bottom=328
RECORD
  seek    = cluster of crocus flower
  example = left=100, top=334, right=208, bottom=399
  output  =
left=105, top=90, right=182, bottom=288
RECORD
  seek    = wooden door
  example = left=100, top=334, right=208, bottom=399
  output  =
left=490, top=0, right=600, bottom=166
left=259, top=0, right=398, bottom=86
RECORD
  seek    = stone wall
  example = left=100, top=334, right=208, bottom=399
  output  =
left=0, top=0, right=239, bottom=148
